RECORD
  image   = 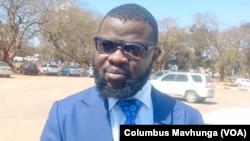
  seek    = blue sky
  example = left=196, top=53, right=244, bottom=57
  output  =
left=82, top=0, right=250, bottom=30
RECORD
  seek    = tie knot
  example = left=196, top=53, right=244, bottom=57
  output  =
left=117, top=98, right=142, bottom=124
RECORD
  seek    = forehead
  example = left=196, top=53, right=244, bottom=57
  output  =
left=98, top=17, right=152, bottom=43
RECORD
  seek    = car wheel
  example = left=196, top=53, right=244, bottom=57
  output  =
left=184, top=90, right=199, bottom=103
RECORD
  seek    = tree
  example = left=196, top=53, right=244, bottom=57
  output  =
left=0, top=0, right=42, bottom=66
left=157, top=18, right=190, bottom=71
left=40, top=2, right=100, bottom=66
left=239, top=23, right=250, bottom=77
left=188, top=13, right=219, bottom=72
left=216, top=28, right=241, bottom=80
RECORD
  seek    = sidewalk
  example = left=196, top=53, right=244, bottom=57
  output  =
left=215, top=82, right=250, bottom=92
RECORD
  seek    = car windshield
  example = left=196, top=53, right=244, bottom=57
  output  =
left=155, top=72, right=163, bottom=76
left=152, top=70, right=171, bottom=79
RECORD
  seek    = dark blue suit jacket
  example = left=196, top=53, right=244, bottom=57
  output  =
left=40, top=85, right=204, bottom=141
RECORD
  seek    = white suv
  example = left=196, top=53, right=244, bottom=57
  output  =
left=150, top=72, right=215, bottom=103
left=39, top=64, right=60, bottom=76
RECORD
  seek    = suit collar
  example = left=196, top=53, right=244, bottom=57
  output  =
left=80, top=85, right=178, bottom=126
left=79, top=86, right=103, bottom=106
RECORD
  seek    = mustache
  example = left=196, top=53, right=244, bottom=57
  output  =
left=104, top=66, right=130, bottom=75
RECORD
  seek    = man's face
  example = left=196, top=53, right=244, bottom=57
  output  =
left=93, top=17, right=160, bottom=99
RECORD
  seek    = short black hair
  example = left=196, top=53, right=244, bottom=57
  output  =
left=100, top=3, right=158, bottom=45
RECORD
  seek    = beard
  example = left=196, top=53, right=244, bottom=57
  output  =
left=94, top=62, right=153, bottom=99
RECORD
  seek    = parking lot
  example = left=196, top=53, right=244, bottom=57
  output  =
left=1, top=74, right=250, bottom=141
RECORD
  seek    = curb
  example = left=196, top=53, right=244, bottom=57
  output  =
left=215, top=85, right=250, bottom=92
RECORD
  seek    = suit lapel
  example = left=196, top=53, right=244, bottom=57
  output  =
left=75, top=87, right=113, bottom=141
left=151, top=86, right=177, bottom=125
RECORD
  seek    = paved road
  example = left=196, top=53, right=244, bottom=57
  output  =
left=0, top=75, right=95, bottom=141
left=0, top=74, right=250, bottom=141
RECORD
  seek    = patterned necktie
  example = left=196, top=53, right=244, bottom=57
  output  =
left=117, top=98, right=142, bottom=125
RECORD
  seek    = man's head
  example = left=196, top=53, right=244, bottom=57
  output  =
left=93, top=3, right=161, bottom=99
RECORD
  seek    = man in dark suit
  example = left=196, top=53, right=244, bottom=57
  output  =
left=40, top=3, right=204, bottom=141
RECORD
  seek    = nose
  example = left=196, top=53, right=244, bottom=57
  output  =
left=107, top=47, right=128, bottom=64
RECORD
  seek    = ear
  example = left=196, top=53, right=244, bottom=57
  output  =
left=152, top=48, right=161, bottom=62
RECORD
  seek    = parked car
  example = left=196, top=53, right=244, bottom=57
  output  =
left=60, top=66, right=81, bottom=77
left=21, top=62, right=40, bottom=75
left=82, top=67, right=94, bottom=77
left=149, top=72, right=215, bottom=103
left=234, top=78, right=250, bottom=87
left=39, top=64, right=60, bottom=76
left=0, top=61, right=13, bottom=77
left=150, top=70, right=172, bottom=80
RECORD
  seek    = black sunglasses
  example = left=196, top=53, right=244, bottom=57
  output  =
left=94, top=36, right=157, bottom=60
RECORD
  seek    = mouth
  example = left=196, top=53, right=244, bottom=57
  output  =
left=105, top=72, right=125, bottom=80
left=104, top=67, right=127, bottom=82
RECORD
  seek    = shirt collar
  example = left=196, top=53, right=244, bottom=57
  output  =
left=108, top=81, right=152, bottom=110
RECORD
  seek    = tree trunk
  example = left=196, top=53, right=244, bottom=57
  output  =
left=219, top=67, right=225, bottom=81
left=0, top=49, right=14, bottom=69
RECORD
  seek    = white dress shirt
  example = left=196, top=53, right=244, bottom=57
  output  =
left=108, top=81, right=154, bottom=141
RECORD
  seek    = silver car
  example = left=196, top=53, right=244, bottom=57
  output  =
left=0, top=61, right=13, bottom=77
left=234, top=78, right=250, bottom=87
left=82, top=67, right=94, bottom=77
left=60, top=66, right=82, bottom=77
